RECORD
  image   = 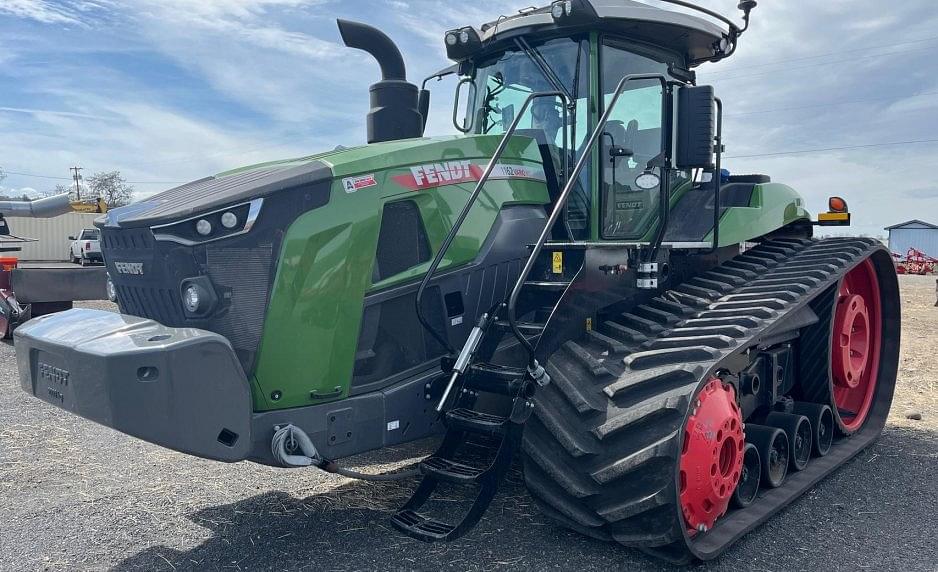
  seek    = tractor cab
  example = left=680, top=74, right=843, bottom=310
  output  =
left=439, top=0, right=751, bottom=244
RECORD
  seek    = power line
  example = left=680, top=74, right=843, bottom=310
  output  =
left=2, top=169, right=185, bottom=185
left=703, top=45, right=938, bottom=82
left=703, top=35, right=938, bottom=75
left=725, top=138, right=938, bottom=160
left=724, top=90, right=938, bottom=117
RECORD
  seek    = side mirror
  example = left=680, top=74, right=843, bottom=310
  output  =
left=452, top=77, right=476, bottom=133
left=68, top=236, right=76, bottom=241
left=417, top=89, right=430, bottom=133
left=676, top=85, right=716, bottom=170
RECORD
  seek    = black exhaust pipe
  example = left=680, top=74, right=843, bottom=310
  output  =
left=337, top=19, right=424, bottom=144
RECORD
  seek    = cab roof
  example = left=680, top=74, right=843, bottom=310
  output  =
left=474, top=0, right=732, bottom=66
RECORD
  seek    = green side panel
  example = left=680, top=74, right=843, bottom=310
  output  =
left=708, top=183, right=811, bottom=247
left=250, top=135, right=549, bottom=411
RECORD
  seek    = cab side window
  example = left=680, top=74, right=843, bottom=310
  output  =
left=600, top=41, right=669, bottom=239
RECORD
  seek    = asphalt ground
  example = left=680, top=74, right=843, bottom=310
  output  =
left=1, top=277, right=936, bottom=572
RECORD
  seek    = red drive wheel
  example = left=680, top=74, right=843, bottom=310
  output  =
left=679, top=379, right=744, bottom=534
left=831, top=259, right=882, bottom=434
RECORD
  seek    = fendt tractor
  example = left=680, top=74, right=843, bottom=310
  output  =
left=15, top=0, right=900, bottom=564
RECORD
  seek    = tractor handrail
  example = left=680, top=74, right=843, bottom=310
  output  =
left=415, top=90, right=571, bottom=354
left=507, top=73, right=671, bottom=366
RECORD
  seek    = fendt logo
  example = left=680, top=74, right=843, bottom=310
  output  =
left=393, top=161, right=546, bottom=191
left=114, top=261, right=145, bottom=275
left=409, top=161, right=475, bottom=188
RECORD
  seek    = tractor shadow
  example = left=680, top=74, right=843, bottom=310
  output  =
left=111, top=426, right=938, bottom=572
left=110, top=439, right=665, bottom=572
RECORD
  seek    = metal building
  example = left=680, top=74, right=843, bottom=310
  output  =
left=5, top=213, right=103, bottom=262
left=885, top=220, right=938, bottom=258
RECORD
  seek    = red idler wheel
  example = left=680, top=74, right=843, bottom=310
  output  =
left=679, top=379, right=744, bottom=534
left=831, top=260, right=882, bottom=433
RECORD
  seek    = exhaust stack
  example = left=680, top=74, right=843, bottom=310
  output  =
left=337, top=19, right=424, bottom=144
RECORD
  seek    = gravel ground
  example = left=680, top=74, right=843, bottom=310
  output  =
left=1, top=277, right=936, bottom=572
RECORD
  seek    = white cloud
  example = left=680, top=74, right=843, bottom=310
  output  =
left=0, top=0, right=84, bottom=24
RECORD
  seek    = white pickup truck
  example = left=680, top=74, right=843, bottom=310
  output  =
left=68, top=228, right=103, bottom=266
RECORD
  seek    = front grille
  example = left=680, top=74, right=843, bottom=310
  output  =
left=101, top=227, right=155, bottom=252
left=116, top=285, right=187, bottom=325
left=101, top=225, right=277, bottom=374
left=205, top=246, right=274, bottom=358
left=97, top=169, right=332, bottom=377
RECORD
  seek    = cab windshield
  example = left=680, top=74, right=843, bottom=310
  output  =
left=468, top=36, right=591, bottom=239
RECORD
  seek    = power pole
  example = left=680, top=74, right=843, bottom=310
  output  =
left=70, top=166, right=82, bottom=200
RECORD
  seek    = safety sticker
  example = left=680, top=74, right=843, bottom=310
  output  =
left=343, top=174, right=378, bottom=193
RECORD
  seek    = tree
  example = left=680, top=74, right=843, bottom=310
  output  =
left=88, top=171, right=134, bottom=208
left=41, top=183, right=74, bottom=199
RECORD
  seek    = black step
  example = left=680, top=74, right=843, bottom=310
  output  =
left=445, top=408, right=508, bottom=436
left=524, top=280, right=571, bottom=291
left=421, top=457, right=485, bottom=483
left=495, top=320, right=545, bottom=336
left=391, top=510, right=457, bottom=541
left=464, top=363, right=527, bottom=395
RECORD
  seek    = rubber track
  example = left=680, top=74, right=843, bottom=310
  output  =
left=521, top=237, right=888, bottom=563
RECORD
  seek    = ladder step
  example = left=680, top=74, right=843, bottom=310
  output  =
left=421, top=457, right=485, bottom=483
left=495, top=320, right=545, bottom=336
left=464, top=364, right=526, bottom=395
left=524, top=280, right=571, bottom=291
left=446, top=408, right=508, bottom=436
left=391, top=510, right=457, bottom=541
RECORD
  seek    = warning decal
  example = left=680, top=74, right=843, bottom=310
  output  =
left=343, top=174, right=378, bottom=193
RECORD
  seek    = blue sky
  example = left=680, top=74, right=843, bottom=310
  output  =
left=1, top=0, right=937, bottom=237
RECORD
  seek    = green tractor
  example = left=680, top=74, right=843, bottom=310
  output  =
left=15, top=0, right=900, bottom=563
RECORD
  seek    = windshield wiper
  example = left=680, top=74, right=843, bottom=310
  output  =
left=514, top=37, right=575, bottom=107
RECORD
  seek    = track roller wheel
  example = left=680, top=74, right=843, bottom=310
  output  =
left=679, top=379, right=744, bottom=534
left=746, top=425, right=788, bottom=488
left=730, top=443, right=761, bottom=509
left=792, top=402, right=834, bottom=457
left=831, top=259, right=882, bottom=434
left=765, top=412, right=812, bottom=471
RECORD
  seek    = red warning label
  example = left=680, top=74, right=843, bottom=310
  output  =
left=343, top=174, right=378, bottom=193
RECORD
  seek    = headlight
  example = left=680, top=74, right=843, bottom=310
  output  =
left=445, top=32, right=458, bottom=46
left=221, top=212, right=238, bottom=229
left=180, top=277, right=219, bottom=318
left=183, top=284, right=202, bottom=313
left=196, top=219, right=212, bottom=236
left=106, top=273, right=118, bottom=303
left=152, top=199, right=263, bottom=246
